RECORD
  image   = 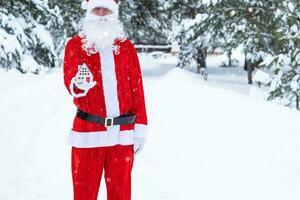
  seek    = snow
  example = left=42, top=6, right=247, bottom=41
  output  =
left=202, top=0, right=219, bottom=5
left=291, top=75, right=300, bottom=92
left=287, top=2, right=295, bottom=12
left=20, top=54, right=45, bottom=74
left=0, top=13, right=23, bottom=58
left=252, top=69, right=271, bottom=84
left=0, top=28, right=21, bottom=57
left=270, top=71, right=283, bottom=92
left=33, top=23, right=55, bottom=52
left=1, top=54, right=300, bottom=200
left=0, top=7, right=58, bottom=71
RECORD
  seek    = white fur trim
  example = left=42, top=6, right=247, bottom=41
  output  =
left=81, top=0, right=88, bottom=9
left=134, top=124, right=148, bottom=138
left=86, top=0, right=119, bottom=14
left=99, top=46, right=120, bottom=117
left=67, top=129, right=134, bottom=148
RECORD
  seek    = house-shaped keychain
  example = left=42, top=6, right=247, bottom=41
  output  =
left=75, top=63, right=94, bottom=88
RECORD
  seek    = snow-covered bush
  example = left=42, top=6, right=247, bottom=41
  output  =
left=252, top=69, right=271, bottom=87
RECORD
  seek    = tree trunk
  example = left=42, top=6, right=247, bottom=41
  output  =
left=227, top=50, right=232, bottom=67
left=244, top=54, right=248, bottom=71
left=196, top=48, right=207, bottom=74
left=247, top=64, right=254, bottom=84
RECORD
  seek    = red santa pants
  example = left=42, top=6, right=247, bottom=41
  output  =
left=71, top=144, right=134, bottom=200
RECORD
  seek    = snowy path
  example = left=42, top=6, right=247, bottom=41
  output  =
left=1, top=55, right=300, bottom=200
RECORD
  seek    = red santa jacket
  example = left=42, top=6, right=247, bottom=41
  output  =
left=63, top=35, right=148, bottom=148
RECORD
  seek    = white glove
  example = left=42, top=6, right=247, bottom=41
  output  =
left=133, top=136, right=147, bottom=154
left=70, top=64, right=96, bottom=98
left=70, top=77, right=96, bottom=98
left=72, top=76, right=96, bottom=91
left=133, top=124, right=148, bottom=154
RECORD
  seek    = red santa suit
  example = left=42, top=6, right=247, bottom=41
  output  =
left=63, top=1, right=148, bottom=198
left=64, top=35, right=148, bottom=148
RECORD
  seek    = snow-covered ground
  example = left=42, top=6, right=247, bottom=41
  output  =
left=1, top=54, right=300, bottom=200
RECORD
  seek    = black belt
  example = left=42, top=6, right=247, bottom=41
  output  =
left=76, top=109, right=136, bottom=127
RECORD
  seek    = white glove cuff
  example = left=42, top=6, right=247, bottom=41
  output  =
left=70, top=77, right=89, bottom=98
left=134, top=124, right=148, bottom=139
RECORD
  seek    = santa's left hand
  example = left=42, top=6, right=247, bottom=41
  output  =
left=133, top=136, right=146, bottom=154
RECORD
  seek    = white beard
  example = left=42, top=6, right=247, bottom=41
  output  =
left=82, top=13, right=125, bottom=49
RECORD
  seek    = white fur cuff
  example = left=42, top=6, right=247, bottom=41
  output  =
left=134, top=124, right=148, bottom=139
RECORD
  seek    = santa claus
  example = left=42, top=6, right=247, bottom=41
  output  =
left=63, top=0, right=148, bottom=199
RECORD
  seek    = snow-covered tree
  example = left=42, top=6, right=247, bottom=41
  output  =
left=48, top=0, right=83, bottom=53
left=263, top=1, right=300, bottom=109
left=174, top=0, right=282, bottom=82
left=175, top=25, right=193, bottom=68
left=119, top=0, right=171, bottom=45
left=172, top=0, right=208, bottom=71
left=173, top=0, right=300, bottom=108
left=0, top=0, right=59, bottom=73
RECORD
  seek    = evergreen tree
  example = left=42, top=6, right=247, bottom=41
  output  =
left=119, top=0, right=171, bottom=45
left=172, top=0, right=208, bottom=72
left=48, top=0, right=84, bottom=53
left=174, top=0, right=282, bottom=82
left=264, top=0, right=300, bottom=109
left=175, top=25, right=193, bottom=68
left=174, top=0, right=300, bottom=108
left=0, top=0, right=59, bottom=73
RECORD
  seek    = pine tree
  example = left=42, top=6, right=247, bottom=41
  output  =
left=172, top=0, right=208, bottom=71
left=119, top=0, right=171, bottom=45
left=0, top=0, right=59, bottom=73
left=264, top=0, right=300, bottom=109
left=174, top=0, right=282, bottom=82
left=48, top=0, right=84, bottom=53
left=174, top=0, right=300, bottom=108
left=176, top=26, right=193, bottom=68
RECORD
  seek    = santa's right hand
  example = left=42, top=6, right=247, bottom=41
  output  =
left=74, top=80, right=97, bottom=91
left=72, top=77, right=96, bottom=91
